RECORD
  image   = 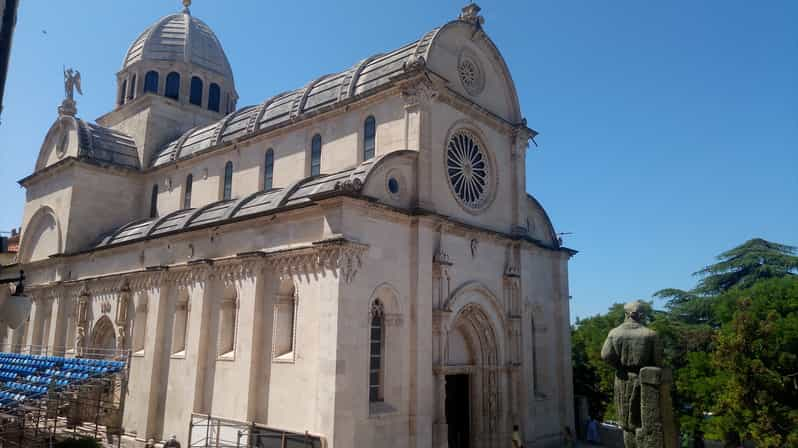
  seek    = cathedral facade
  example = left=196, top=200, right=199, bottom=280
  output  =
left=1, top=3, right=575, bottom=447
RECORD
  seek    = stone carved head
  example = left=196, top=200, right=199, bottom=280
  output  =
left=624, top=300, right=645, bottom=323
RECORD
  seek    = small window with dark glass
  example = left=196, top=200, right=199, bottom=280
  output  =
left=165, top=72, right=180, bottom=100
left=310, top=134, right=322, bottom=176
left=119, top=79, right=127, bottom=105
left=128, top=75, right=137, bottom=100
left=222, top=161, right=233, bottom=200
left=190, top=76, right=203, bottom=106
left=144, top=71, right=159, bottom=94
left=388, top=177, right=400, bottom=195
left=363, top=116, right=376, bottom=161
left=264, top=149, right=274, bottom=190
left=208, top=83, right=221, bottom=112
left=150, top=184, right=158, bottom=218
left=183, top=174, right=193, bottom=209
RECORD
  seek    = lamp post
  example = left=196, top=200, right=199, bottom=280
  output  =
left=0, top=270, right=31, bottom=330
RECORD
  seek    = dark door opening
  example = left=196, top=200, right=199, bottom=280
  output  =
left=445, top=374, right=470, bottom=448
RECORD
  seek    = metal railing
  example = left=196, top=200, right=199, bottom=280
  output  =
left=188, top=414, right=325, bottom=448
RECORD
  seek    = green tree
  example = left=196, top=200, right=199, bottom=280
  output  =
left=712, top=277, right=798, bottom=447
left=655, top=239, right=798, bottom=324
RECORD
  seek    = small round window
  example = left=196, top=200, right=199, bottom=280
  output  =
left=446, top=129, right=492, bottom=211
left=388, top=177, right=400, bottom=195
left=457, top=52, right=485, bottom=96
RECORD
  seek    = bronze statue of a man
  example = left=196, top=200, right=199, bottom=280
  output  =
left=601, top=301, right=663, bottom=448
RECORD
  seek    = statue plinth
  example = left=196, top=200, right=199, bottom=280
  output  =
left=58, top=99, right=77, bottom=116
left=637, top=367, right=678, bottom=448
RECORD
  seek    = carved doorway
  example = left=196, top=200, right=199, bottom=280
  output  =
left=446, top=374, right=470, bottom=448
left=90, top=315, right=116, bottom=359
left=444, top=303, right=501, bottom=448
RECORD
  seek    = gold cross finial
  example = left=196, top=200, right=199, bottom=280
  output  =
left=182, top=0, right=191, bottom=14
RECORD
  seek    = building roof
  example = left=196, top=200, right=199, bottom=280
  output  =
left=122, top=12, right=233, bottom=81
left=74, top=118, right=140, bottom=169
left=96, top=160, right=372, bottom=249
left=150, top=28, right=438, bottom=168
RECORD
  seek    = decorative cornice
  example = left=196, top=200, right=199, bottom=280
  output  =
left=401, top=79, right=439, bottom=109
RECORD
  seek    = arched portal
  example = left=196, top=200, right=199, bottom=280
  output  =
left=90, top=316, right=116, bottom=359
left=440, top=282, right=507, bottom=448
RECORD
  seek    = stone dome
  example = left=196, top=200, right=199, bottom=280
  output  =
left=122, top=12, right=234, bottom=81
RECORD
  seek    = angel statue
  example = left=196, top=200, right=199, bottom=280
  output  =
left=63, top=67, right=82, bottom=101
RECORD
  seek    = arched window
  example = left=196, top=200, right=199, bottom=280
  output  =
left=264, top=149, right=274, bottom=190
left=217, top=290, right=237, bottom=357
left=363, top=116, right=376, bottom=161
left=172, top=295, right=189, bottom=355
left=190, top=76, right=203, bottom=106
left=119, top=79, right=127, bottom=105
left=310, top=134, right=322, bottom=176
left=222, top=161, right=233, bottom=200
left=144, top=71, right=159, bottom=94
left=165, top=72, right=180, bottom=100
left=273, top=280, right=296, bottom=359
left=150, top=184, right=158, bottom=218
left=132, top=297, right=147, bottom=354
left=531, top=317, right=543, bottom=397
left=369, top=300, right=385, bottom=402
left=128, top=75, right=137, bottom=100
left=208, top=83, right=220, bottom=112
left=183, top=174, right=193, bottom=209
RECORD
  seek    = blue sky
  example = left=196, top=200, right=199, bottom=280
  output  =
left=1, top=1, right=795, bottom=322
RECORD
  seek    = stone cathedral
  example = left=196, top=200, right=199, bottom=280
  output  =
left=1, top=3, right=575, bottom=447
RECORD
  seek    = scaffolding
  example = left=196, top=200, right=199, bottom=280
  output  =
left=188, top=414, right=325, bottom=448
left=0, top=344, right=130, bottom=448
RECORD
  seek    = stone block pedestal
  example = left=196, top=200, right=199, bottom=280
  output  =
left=637, top=367, right=678, bottom=448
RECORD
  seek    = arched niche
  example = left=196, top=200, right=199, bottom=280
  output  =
left=19, top=206, right=63, bottom=263
left=90, top=315, right=117, bottom=358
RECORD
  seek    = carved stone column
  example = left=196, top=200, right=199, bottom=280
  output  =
left=75, top=287, right=90, bottom=356
left=115, top=284, right=131, bottom=352
left=432, top=369, right=449, bottom=448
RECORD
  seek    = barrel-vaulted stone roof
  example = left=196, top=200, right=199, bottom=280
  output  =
left=74, top=119, right=140, bottom=170
left=150, top=28, right=438, bottom=168
left=122, top=12, right=234, bottom=81
left=96, top=158, right=373, bottom=249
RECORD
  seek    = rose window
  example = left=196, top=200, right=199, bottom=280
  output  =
left=446, top=130, right=491, bottom=210
left=457, top=55, right=485, bottom=96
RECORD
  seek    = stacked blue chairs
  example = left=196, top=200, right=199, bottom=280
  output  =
left=0, top=351, right=126, bottom=410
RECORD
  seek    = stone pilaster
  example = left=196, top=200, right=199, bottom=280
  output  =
left=402, top=80, right=438, bottom=211
left=47, top=292, right=70, bottom=356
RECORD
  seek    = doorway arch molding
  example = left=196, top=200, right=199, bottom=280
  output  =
left=90, top=314, right=117, bottom=358
left=438, top=280, right=508, bottom=447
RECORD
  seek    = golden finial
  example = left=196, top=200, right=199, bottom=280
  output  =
left=182, top=0, right=191, bottom=14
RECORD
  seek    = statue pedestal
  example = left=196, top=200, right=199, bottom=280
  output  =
left=637, top=367, right=678, bottom=448
left=58, top=99, right=77, bottom=116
